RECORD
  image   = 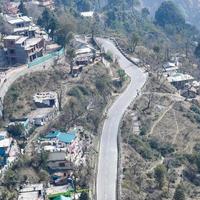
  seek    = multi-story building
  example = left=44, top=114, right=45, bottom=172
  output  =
left=3, top=15, right=37, bottom=38
left=3, top=35, right=45, bottom=65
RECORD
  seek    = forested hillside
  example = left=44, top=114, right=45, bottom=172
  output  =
left=140, top=0, right=200, bottom=29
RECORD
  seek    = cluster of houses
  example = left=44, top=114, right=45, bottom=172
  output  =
left=0, top=1, right=60, bottom=68
left=162, top=56, right=200, bottom=101
left=17, top=126, right=87, bottom=200
left=3, top=0, right=54, bottom=15
left=70, top=35, right=100, bottom=77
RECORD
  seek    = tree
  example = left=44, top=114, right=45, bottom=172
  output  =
left=7, top=124, right=25, bottom=139
left=154, top=164, right=166, bottom=189
left=117, top=69, right=126, bottom=84
left=194, top=42, right=200, bottom=58
left=3, top=169, right=18, bottom=189
left=141, top=8, right=150, bottom=18
left=79, top=191, right=89, bottom=200
left=129, top=33, right=140, bottom=53
left=155, top=1, right=185, bottom=28
left=173, top=184, right=185, bottom=200
left=18, top=0, right=28, bottom=16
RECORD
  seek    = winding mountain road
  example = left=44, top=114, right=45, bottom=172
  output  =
left=96, top=38, right=147, bottom=200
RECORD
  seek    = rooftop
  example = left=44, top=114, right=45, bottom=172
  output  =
left=16, top=37, right=28, bottom=44
left=45, top=130, right=76, bottom=144
left=167, top=73, right=194, bottom=83
left=4, top=35, right=20, bottom=40
left=0, top=138, right=12, bottom=148
left=75, top=47, right=92, bottom=55
left=18, top=184, right=44, bottom=200
left=80, top=11, right=94, bottom=17
left=27, top=107, right=55, bottom=119
left=25, top=37, right=42, bottom=48
left=8, top=16, right=31, bottom=25
left=33, top=92, right=58, bottom=102
left=48, top=152, right=67, bottom=162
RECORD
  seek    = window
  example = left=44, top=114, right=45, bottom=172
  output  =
left=59, top=163, right=65, bottom=167
left=9, top=49, right=15, bottom=54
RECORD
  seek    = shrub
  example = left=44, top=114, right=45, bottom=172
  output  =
left=191, top=104, right=200, bottom=115
left=68, top=87, right=83, bottom=99
left=149, top=138, right=175, bottom=156
left=128, top=136, right=155, bottom=160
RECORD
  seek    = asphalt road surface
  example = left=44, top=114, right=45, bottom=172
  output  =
left=96, top=38, right=147, bottom=200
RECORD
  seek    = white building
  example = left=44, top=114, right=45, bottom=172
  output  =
left=18, top=184, right=45, bottom=200
left=33, top=92, right=59, bottom=108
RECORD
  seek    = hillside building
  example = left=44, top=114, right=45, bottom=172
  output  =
left=3, top=35, right=45, bottom=65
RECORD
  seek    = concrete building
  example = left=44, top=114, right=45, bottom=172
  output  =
left=167, top=73, right=194, bottom=89
left=3, top=35, right=45, bottom=65
left=2, top=15, right=38, bottom=37
left=47, top=152, right=73, bottom=172
left=33, top=92, right=59, bottom=108
left=27, top=107, right=57, bottom=126
left=18, top=184, right=45, bottom=200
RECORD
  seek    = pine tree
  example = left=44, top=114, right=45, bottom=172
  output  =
left=173, top=184, right=185, bottom=200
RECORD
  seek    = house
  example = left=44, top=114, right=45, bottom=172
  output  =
left=18, top=184, right=45, bottom=200
left=71, top=35, right=97, bottom=68
left=44, top=130, right=76, bottom=144
left=0, top=132, right=12, bottom=167
left=3, top=35, right=45, bottom=65
left=9, top=118, right=30, bottom=131
left=27, top=107, right=57, bottom=126
left=163, top=61, right=179, bottom=76
left=47, top=152, right=73, bottom=172
left=33, top=92, right=59, bottom=108
left=3, top=14, right=37, bottom=37
left=71, top=65, right=83, bottom=77
left=167, top=73, right=194, bottom=89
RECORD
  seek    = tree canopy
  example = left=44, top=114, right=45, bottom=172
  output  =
left=155, top=1, right=185, bottom=27
left=173, top=184, right=185, bottom=200
left=18, top=0, right=28, bottom=16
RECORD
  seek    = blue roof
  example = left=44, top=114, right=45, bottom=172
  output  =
left=45, top=130, right=76, bottom=144
left=57, top=132, right=76, bottom=144
left=45, top=131, right=59, bottom=139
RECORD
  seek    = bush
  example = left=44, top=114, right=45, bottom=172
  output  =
left=68, top=87, right=83, bottom=99
left=77, top=86, right=90, bottom=96
left=149, top=138, right=175, bottom=156
left=191, top=104, right=200, bottom=115
left=68, top=86, right=90, bottom=99
left=104, top=51, right=113, bottom=62
left=128, top=135, right=155, bottom=160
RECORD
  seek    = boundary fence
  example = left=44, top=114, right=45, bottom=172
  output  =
left=28, top=48, right=65, bottom=68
